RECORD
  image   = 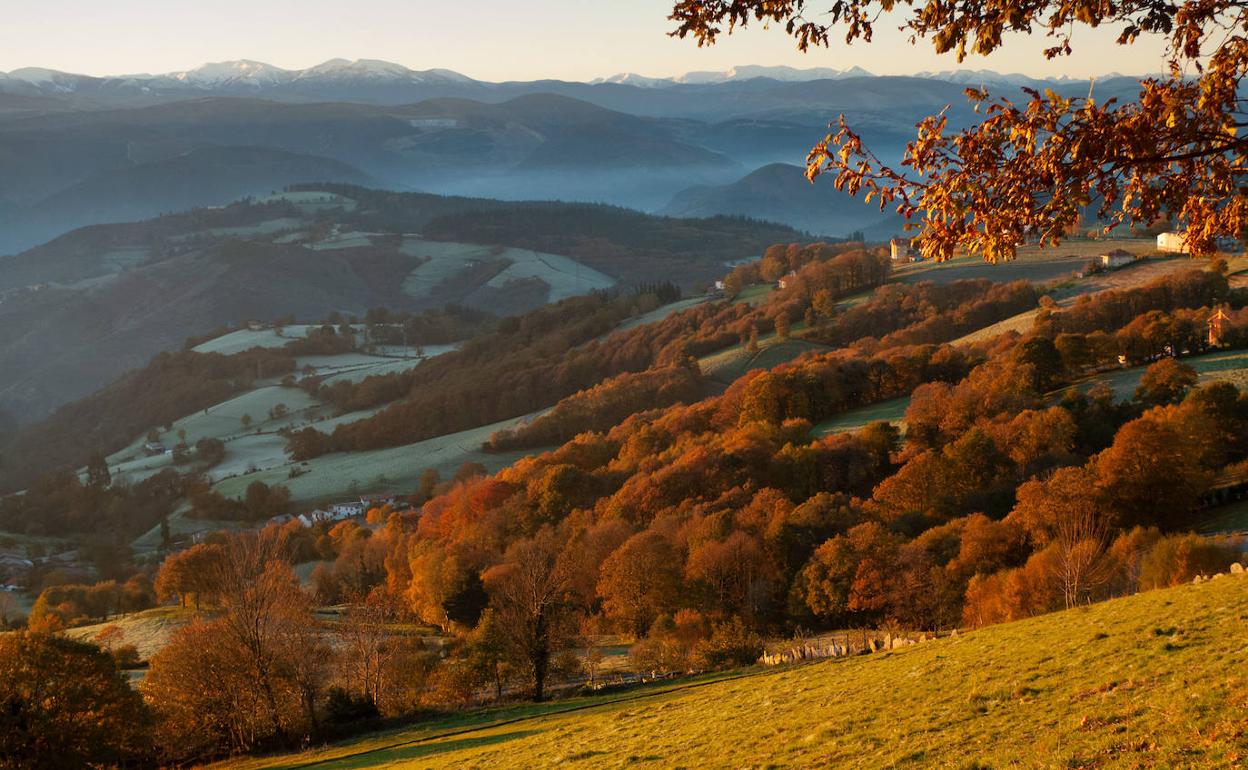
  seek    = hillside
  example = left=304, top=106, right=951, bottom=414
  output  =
left=0, top=73, right=1151, bottom=253
left=13, top=146, right=373, bottom=247
left=0, top=188, right=801, bottom=425
left=218, top=572, right=1248, bottom=769
left=0, top=94, right=744, bottom=252
left=662, top=162, right=906, bottom=238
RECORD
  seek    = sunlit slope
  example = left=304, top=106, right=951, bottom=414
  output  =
left=221, top=573, right=1248, bottom=769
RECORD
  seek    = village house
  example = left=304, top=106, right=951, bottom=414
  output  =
left=890, top=238, right=919, bottom=263
left=327, top=501, right=366, bottom=519
left=1159, top=232, right=1246, bottom=254
left=1157, top=232, right=1188, bottom=253
left=360, top=492, right=399, bottom=508
left=777, top=270, right=797, bottom=290
left=1100, top=248, right=1135, bottom=269
left=143, top=441, right=167, bottom=456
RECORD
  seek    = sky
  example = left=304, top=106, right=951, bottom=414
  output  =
left=0, top=0, right=1169, bottom=81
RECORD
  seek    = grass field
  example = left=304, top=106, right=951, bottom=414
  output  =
left=813, top=396, right=911, bottom=436
left=257, top=191, right=358, bottom=213
left=730, top=283, right=775, bottom=306
left=214, top=571, right=1248, bottom=770
left=65, top=606, right=198, bottom=662
left=209, top=411, right=549, bottom=508
left=1192, top=499, right=1248, bottom=534
left=1079, top=348, right=1248, bottom=398
left=897, top=238, right=1159, bottom=285
left=698, top=335, right=829, bottom=386
left=399, top=239, right=614, bottom=303
left=192, top=326, right=321, bottom=355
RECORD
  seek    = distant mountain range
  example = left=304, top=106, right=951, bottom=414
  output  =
left=0, top=59, right=1150, bottom=255
left=0, top=59, right=1143, bottom=113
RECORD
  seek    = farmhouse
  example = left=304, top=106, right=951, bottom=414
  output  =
left=328, top=501, right=366, bottom=519
left=1158, top=233, right=1245, bottom=254
left=143, top=441, right=167, bottom=456
left=1100, top=249, right=1135, bottom=269
left=360, top=492, right=399, bottom=507
left=777, top=271, right=797, bottom=290
left=1157, top=232, right=1189, bottom=253
left=890, top=238, right=919, bottom=263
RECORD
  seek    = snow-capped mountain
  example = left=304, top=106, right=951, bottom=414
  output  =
left=172, top=60, right=295, bottom=88
left=593, top=65, right=876, bottom=87
left=911, top=69, right=1084, bottom=88
left=0, top=59, right=485, bottom=104
left=0, top=59, right=1143, bottom=111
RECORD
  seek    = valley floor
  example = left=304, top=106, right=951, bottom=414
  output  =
left=216, top=572, right=1248, bottom=769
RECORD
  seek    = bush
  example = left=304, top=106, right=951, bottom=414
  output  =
left=692, top=618, right=764, bottom=670
left=324, top=687, right=380, bottom=724
left=1137, top=534, right=1242, bottom=589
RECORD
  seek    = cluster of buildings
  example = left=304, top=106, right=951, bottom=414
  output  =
left=0, top=546, right=85, bottom=592
left=266, top=492, right=403, bottom=529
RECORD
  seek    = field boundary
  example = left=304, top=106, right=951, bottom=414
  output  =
left=248, top=668, right=770, bottom=770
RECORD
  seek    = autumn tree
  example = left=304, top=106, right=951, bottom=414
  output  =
left=481, top=527, right=578, bottom=701
left=1095, top=412, right=1212, bottom=528
left=155, top=542, right=226, bottom=610
left=1134, top=358, right=1199, bottom=406
left=1010, top=466, right=1113, bottom=608
left=336, top=592, right=400, bottom=713
left=0, top=632, right=150, bottom=769
left=774, top=312, right=791, bottom=341
left=669, top=0, right=1248, bottom=260
left=597, top=529, right=684, bottom=637
left=146, top=531, right=327, bottom=757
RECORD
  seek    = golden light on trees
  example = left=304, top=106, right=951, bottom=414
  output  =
left=669, top=0, right=1247, bottom=260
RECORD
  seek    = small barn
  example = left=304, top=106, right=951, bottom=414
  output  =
left=1157, top=232, right=1189, bottom=253
left=1100, top=249, right=1135, bottom=268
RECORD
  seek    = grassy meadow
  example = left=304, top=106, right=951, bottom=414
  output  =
left=213, top=571, right=1248, bottom=770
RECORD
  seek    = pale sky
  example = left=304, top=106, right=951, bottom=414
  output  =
left=0, top=0, right=1169, bottom=81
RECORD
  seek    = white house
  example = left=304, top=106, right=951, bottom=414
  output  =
left=1158, top=232, right=1244, bottom=255
left=1157, top=232, right=1189, bottom=253
left=1100, top=249, right=1135, bottom=269
left=328, top=501, right=366, bottom=519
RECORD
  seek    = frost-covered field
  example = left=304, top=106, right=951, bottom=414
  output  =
left=211, top=410, right=550, bottom=506
left=192, top=325, right=318, bottom=354
left=399, top=238, right=614, bottom=301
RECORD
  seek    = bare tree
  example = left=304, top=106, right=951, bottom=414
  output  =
left=481, top=527, right=578, bottom=701
left=336, top=592, right=398, bottom=712
left=209, top=529, right=323, bottom=746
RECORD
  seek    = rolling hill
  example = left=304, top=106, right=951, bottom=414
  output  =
left=0, top=69, right=1152, bottom=253
left=0, top=187, right=803, bottom=425
left=662, top=163, right=907, bottom=238
left=215, top=570, right=1248, bottom=769
left=9, top=146, right=373, bottom=249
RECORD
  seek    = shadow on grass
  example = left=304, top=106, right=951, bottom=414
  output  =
left=263, top=730, right=543, bottom=770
